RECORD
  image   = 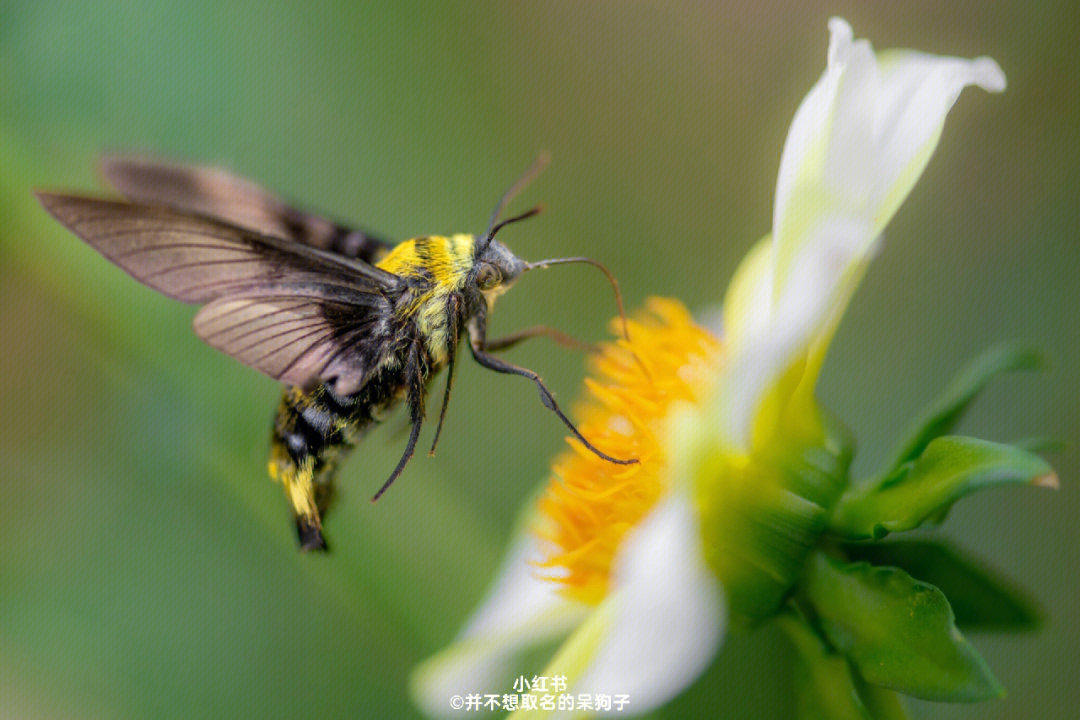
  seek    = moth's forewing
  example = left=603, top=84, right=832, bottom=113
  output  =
left=99, top=156, right=393, bottom=263
left=36, top=192, right=398, bottom=393
left=35, top=193, right=397, bottom=302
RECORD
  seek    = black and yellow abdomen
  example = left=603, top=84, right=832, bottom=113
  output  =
left=269, top=364, right=413, bottom=550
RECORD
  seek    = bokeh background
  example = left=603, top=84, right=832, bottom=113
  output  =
left=2, top=2, right=1077, bottom=718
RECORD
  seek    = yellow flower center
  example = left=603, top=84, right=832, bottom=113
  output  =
left=533, top=297, right=724, bottom=604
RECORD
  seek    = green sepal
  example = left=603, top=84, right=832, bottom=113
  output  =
left=886, top=343, right=1046, bottom=470
left=801, top=553, right=1004, bottom=702
left=853, top=676, right=910, bottom=720
left=842, top=540, right=1040, bottom=631
left=829, top=436, right=1056, bottom=540
left=780, top=613, right=874, bottom=720
left=780, top=612, right=906, bottom=720
left=697, top=409, right=851, bottom=627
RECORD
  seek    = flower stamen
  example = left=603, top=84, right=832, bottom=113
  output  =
left=534, top=297, right=724, bottom=604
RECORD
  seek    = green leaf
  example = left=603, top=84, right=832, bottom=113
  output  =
left=886, top=343, right=1046, bottom=469
left=778, top=613, right=874, bottom=720
left=801, top=553, right=1004, bottom=702
left=830, top=436, right=1057, bottom=540
left=842, top=540, right=1041, bottom=631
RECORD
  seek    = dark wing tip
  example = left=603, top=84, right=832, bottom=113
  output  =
left=96, top=154, right=126, bottom=185
left=33, top=190, right=86, bottom=228
left=33, top=189, right=60, bottom=209
left=33, top=192, right=129, bottom=235
left=97, top=153, right=156, bottom=188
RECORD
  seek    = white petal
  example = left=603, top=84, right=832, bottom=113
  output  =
left=720, top=234, right=773, bottom=353
left=411, top=533, right=588, bottom=718
left=771, top=18, right=875, bottom=280
left=871, top=48, right=1005, bottom=231
left=457, top=535, right=576, bottom=638
left=714, top=217, right=873, bottom=450
left=772, top=17, right=1004, bottom=298
left=720, top=17, right=1004, bottom=450
left=569, top=492, right=726, bottom=715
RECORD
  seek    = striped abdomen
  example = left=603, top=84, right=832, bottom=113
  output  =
left=267, top=353, right=435, bottom=550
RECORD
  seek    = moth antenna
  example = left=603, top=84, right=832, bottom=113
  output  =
left=481, top=152, right=550, bottom=250
left=489, top=204, right=544, bottom=239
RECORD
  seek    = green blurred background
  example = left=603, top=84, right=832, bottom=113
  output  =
left=2, top=2, right=1077, bottom=718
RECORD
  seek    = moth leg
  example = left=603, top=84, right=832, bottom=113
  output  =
left=268, top=387, right=353, bottom=551
left=429, top=295, right=461, bottom=457
left=371, top=340, right=426, bottom=501
left=468, top=328, right=637, bottom=466
left=484, top=325, right=597, bottom=353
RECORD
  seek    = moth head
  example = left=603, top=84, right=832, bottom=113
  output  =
left=473, top=236, right=528, bottom=295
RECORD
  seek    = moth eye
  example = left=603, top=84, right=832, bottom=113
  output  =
left=476, top=263, right=501, bottom=290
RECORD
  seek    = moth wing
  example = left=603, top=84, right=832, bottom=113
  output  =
left=35, top=193, right=400, bottom=304
left=193, top=284, right=391, bottom=395
left=98, top=155, right=394, bottom=263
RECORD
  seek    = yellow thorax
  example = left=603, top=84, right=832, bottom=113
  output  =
left=375, top=233, right=477, bottom=290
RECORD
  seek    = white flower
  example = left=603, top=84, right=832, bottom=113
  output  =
left=412, top=18, right=1005, bottom=718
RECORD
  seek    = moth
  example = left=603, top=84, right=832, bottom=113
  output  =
left=36, top=155, right=635, bottom=550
